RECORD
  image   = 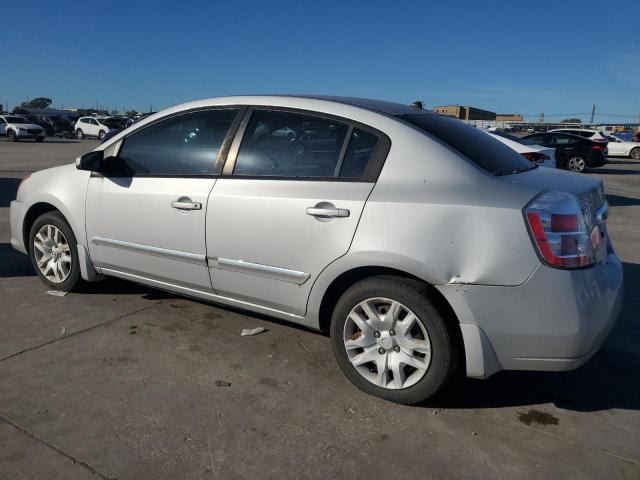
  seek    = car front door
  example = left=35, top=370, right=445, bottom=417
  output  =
left=205, top=108, right=389, bottom=316
left=85, top=108, right=241, bottom=293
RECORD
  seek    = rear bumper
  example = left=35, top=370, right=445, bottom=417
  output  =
left=10, top=200, right=28, bottom=254
left=438, top=252, right=624, bottom=378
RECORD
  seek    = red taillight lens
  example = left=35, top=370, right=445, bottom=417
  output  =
left=521, top=152, right=550, bottom=163
left=524, top=191, right=597, bottom=269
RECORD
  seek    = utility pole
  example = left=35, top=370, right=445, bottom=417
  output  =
left=590, top=105, right=596, bottom=124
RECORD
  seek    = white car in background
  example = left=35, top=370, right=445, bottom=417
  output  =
left=481, top=128, right=556, bottom=168
left=74, top=117, right=113, bottom=140
left=549, top=128, right=608, bottom=143
left=0, top=115, right=46, bottom=142
left=606, top=136, right=640, bottom=160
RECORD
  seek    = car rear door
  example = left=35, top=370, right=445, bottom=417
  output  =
left=205, top=108, right=390, bottom=316
left=85, top=108, right=242, bottom=293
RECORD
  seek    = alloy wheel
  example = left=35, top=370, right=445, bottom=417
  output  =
left=632, top=149, right=640, bottom=161
left=343, top=297, right=431, bottom=389
left=567, top=156, right=586, bottom=172
left=33, top=224, right=72, bottom=284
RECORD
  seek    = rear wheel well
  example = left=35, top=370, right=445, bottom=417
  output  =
left=22, top=203, right=60, bottom=251
left=318, top=267, right=463, bottom=348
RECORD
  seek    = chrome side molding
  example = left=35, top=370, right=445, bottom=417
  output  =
left=91, top=236, right=207, bottom=266
left=211, top=257, right=310, bottom=285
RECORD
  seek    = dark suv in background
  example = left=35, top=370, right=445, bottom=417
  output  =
left=521, top=132, right=608, bottom=172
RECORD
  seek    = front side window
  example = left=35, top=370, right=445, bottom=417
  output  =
left=234, top=110, right=349, bottom=177
left=114, top=109, right=238, bottom=176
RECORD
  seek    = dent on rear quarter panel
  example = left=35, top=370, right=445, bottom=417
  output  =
left=348, top=130, right=541, bottom=287
left=19, top=164, right=91, bottom=247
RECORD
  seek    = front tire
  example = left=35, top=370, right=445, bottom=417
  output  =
left=566, top=155, right=586, bottom=172
left=330, top=276, right=459, bottom=405
left=35, top=137, right=44, bottom=143
left=631, top=148, right=640, bottom=161
left=76, top=129, right=84, bottom=139
left=98, top=130, right=106, bottom=140
left=8, top=130, right=17, bottom=142
left=29, top=211, right=81, bottom=291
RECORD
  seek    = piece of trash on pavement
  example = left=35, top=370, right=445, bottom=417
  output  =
left=47, top=290, right=68, bottom=297
left=241, top=327, right=267, bottom=336
left=215, top=380, right=232, bottom=387
left=60, top=327, right=66, bottom=335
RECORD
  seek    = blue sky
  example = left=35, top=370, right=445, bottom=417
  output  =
left=2, top=0, right=639, bottom=123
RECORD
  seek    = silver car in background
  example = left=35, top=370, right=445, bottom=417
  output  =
left=10, top=96, right=623, bottom=404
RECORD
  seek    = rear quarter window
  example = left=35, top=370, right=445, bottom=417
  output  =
left=397, top=114, right=534, bottom=175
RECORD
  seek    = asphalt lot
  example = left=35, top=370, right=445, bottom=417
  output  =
left=0, top=138, right=639, bottom=479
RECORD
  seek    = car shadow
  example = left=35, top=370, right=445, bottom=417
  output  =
left=606, top=194, right=640, bottom=207
left=606, top=159, right=640, bottom=166
left=0, top=177, right=20, bottom=207
left=590, top=167, right=640, bottom=175
left=0, top=243, right=36, bottom=277
left=43, top=139, right=81, bottom=144
left=430, top=261, right=640, bottom=412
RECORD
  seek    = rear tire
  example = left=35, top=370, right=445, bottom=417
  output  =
left=98, top=130, right=106, bottom=140
left=330, top=275, right=459, bottom=405
left=631, top=148, right=640, bottom=161
left=566, top=155, right=586, bottom=172
left=35, top=137, right=44, bottom=143
left=76, top=129, right=84, bottom=140
left=28, top=211, right=81, bottom=291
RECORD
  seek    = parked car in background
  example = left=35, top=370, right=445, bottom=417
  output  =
left=10, top=96, right=623, bottom=404
left=0, top=115, right=46, bottom=142
left=481, top=129, right=556, bottom=168
left=522, top=132, right=607, bottom=172
left=100, top=112, right=156, bottom=143
left=38, top=114, right=75, bottom=137
left=605, top=135, right=640, bottom=160
left=74, top=117, right=115, bottom=140
left=21, top=115, right=55, bottom=136
left=549, top=128, right=608, bottom=143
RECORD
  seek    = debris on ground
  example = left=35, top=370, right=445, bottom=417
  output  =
left=215, top=380, right=232, bottom=387
left=344, top=407, right=355, bottom=415
left=46, top=290, right=68, bottom=297
left=60, top=327, right=66, bottom=335
left=241, top=327, right=267, bottom=337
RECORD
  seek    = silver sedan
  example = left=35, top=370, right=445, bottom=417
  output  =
left=10, top=96, right=623, bottom=404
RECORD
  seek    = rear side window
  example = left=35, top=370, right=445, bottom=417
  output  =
left=115, top=109, right=238, bottom=176
left=234, top=110, right=349, bottom=177
left=397, top=114, right=534, bottom=175
left=339, top=128, right=379, bottom=178
left=551, top=134, right=579, bottom=144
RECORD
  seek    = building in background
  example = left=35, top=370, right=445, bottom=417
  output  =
left=496, top=113, right=523, bottom=121
left=432, top=104, right=496, bottom=121
left=432, top=105, right=523, bottom=123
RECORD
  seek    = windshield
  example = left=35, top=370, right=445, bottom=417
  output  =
left=4, top=116, right=29, bottom=123
left=396, top=114, right=536, bottom=175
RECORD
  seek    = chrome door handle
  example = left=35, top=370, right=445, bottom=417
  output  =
left=306, top=207, right=350, bottom=218
left=171, top=200, right=202, bottom=210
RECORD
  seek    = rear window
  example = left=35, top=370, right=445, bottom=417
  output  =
left=396, top=114, right=535, bottom=175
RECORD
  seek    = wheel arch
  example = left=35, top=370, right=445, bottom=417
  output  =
left=22, top=201, right=82, bottom=252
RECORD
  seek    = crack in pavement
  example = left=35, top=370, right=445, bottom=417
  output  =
left=0, top=300, right=167, bottom=363
left=0, top=414, right=116, bottom=480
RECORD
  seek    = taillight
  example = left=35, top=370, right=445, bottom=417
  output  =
left=524, top=191, right=597, bottom=269
left=521, top=152, right=549, bottom=163
left=592, top=144, right=605, bottom=151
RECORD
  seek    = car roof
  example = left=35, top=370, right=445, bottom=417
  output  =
left=171, top=95, right=434, bottom=117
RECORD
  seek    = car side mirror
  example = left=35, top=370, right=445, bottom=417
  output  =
left=76, top=150, right=104, bottom=171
